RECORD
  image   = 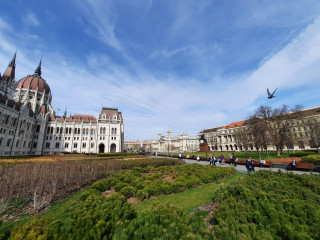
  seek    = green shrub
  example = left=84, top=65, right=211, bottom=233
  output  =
left=211, top=170, right=320, bottom=239
left=114, top=182, right=129, bottom=192
left=9, top=192, right=136, bottom=240
left=90, top=179, right=111, bottom=192
left=289, top=152, right=314, bottom=157
left=136, top=190, right=149, bottom=201
left=301, top=154, right=320, bottom=166
left=114, top=203, right=211, bottom=239
left=119, top=186, right=137, bottom=198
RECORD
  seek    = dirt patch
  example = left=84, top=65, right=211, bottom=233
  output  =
left=102, top=188, right=115, bottom=198
left=193, top=202, right=220, bottom=229
left=127, top=197, right=140, bottom=203
left=162, top=175, right=174, bottom=182
left=1, top=205, right=47, bottom=223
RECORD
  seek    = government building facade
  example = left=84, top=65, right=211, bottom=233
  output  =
left=199, top=106, right=320, bottom=152
left=0, top=53, right=124, bottom=156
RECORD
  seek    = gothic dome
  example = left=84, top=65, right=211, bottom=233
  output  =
left=16, top=75, right=51, bottom=94
left=15, top=60, right=51, bottom=94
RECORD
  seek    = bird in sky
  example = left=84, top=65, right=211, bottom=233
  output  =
left=267, top=88, right=277, bottom=99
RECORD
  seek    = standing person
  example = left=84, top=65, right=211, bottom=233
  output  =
left=232, top=153, right=237, bottom=167
left=221, top=154, right=225, bottom=165
left=179, top=153, right=182, bottom=160
left=213, top=155, right=217, bottom=165
left=209, top=155, right=213, bottom=165
left=229, top=154, right=233, bottom=166
left=197, top=155, right=200, bottom=162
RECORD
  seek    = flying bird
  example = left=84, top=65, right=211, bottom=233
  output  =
left=267, top=88, right=277, bottom=99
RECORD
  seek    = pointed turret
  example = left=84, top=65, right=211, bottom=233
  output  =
left=3, top=52, right=16, bottom=80
left=35, top=59, right=42, bottom=76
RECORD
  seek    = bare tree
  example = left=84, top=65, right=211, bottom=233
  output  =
left=253, top=105, right=301, bottom=156
left=306, top=117, right=320, bottom=153
left=234, top=127, right=251, bottom=151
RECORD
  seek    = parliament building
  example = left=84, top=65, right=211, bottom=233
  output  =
left=0, top=53, right=124, bottom=156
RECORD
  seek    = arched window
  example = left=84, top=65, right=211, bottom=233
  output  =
left=100, top=127, right=103, bottom=134
left=60, top=127, right=63, bottom=134
left=86, top=128, right=89, bottom=134
left=82, top=142, right=86, bottom=148
left=114, top=128, right=117, bottom=134
left=78, top=128, right=80, bottom=134
left=103, top=127, right=106, bottom=134
left=69, top=127, right=72, bottom=134
left=83, top=128, right=86, bottom=134
left=56, top=127, right=60, bottom=133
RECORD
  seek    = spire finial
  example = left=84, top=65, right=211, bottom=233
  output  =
left=9, top=51, right=17, bottom=67
left=35, top=58, right=42, bottom=76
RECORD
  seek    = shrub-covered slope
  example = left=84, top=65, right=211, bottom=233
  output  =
left=211, top=171, right=320, bottom=240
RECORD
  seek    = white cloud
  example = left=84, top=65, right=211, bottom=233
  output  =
left=74, top=0, right=122, bottom=52
left=24, top=12, right=41, bottom=26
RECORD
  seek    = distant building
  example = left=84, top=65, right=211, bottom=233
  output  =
left=199, top=106, right=320, bottom=151
left=151, top=130, right=199, bottom=153
left=124, top=141, right=141, bottom=152
left=0, top=53, right=124, bottom=156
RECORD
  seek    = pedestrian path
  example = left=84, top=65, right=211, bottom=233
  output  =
left=183, top=159, right=318, bottom=175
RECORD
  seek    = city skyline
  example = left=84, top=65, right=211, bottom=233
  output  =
left=1, top=0, right=320, bottom=141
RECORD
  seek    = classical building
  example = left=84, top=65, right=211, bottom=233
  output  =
left=124, top=141, right=141, bottom=152
left=0, top=53, right=124, bottom=156
left=199, top=106, right=320, bottom=152
left=151, top=130, right=199, bottom=153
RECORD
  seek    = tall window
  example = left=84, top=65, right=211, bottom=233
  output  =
left=86, top=128, right=89, bottom=134
left=65, top=142, right=69, bottom=148
left=55, top=142, right=60, bottom=148
left=74, top=143, right=78, bottom=148
left=82, top=143, right=86, bottom=148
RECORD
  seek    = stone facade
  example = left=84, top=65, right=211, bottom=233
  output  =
left=199, top=106, right=320, bottom=152
left=0, top=53, right=124, bottom=156
left=151, top=130, right=199, bottom=153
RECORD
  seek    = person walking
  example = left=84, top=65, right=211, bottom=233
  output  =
left=232, top=153, right=237, bottom=167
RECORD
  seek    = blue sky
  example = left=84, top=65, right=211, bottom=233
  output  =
left=1, top=0, right=320, bottom=141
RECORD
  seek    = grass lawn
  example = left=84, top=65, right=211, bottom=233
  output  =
left=133, top=172, right=244, bottom=213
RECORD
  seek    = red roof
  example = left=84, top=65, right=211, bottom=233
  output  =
left=99, top=108, right=122, bottom=120
left=16, top=75, right=51, bottom=93
left=223, top=120, right=246, bottom=129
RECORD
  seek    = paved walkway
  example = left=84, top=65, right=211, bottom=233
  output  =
left=151, top=156, right=318, bottom=175
left=182, top=159, right=318, bottom=175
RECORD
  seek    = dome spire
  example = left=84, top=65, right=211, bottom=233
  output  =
left=35, top=59, right=42, bottom=76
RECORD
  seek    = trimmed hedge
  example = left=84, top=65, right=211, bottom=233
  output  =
left=114, top=203, right=211, bottom=239
left=301, top=154, right=320, bottom=166
left=211, top=170, right=320, bottom=239
left=288, top=151, right=315, bottom=157
left=92, top=164, right=236, bottom=200
left=8, top=191, right=136, bottom=240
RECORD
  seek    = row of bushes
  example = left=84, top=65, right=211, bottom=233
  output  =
left=92, top=164, right=236, bottom=200
left=6, top=189, right=210, bottom=240
left=288, top=151, right=317, bottom=157
left=210, top=170, right=320, bottom=239
left=0, top=157, right=183, bottom=221
left=301, top=154, right=320, bottom=166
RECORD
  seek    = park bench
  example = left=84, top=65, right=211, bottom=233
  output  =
left=225, top=158, right=272, bottom=168
left=287, top=162, right=314, bottom=171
